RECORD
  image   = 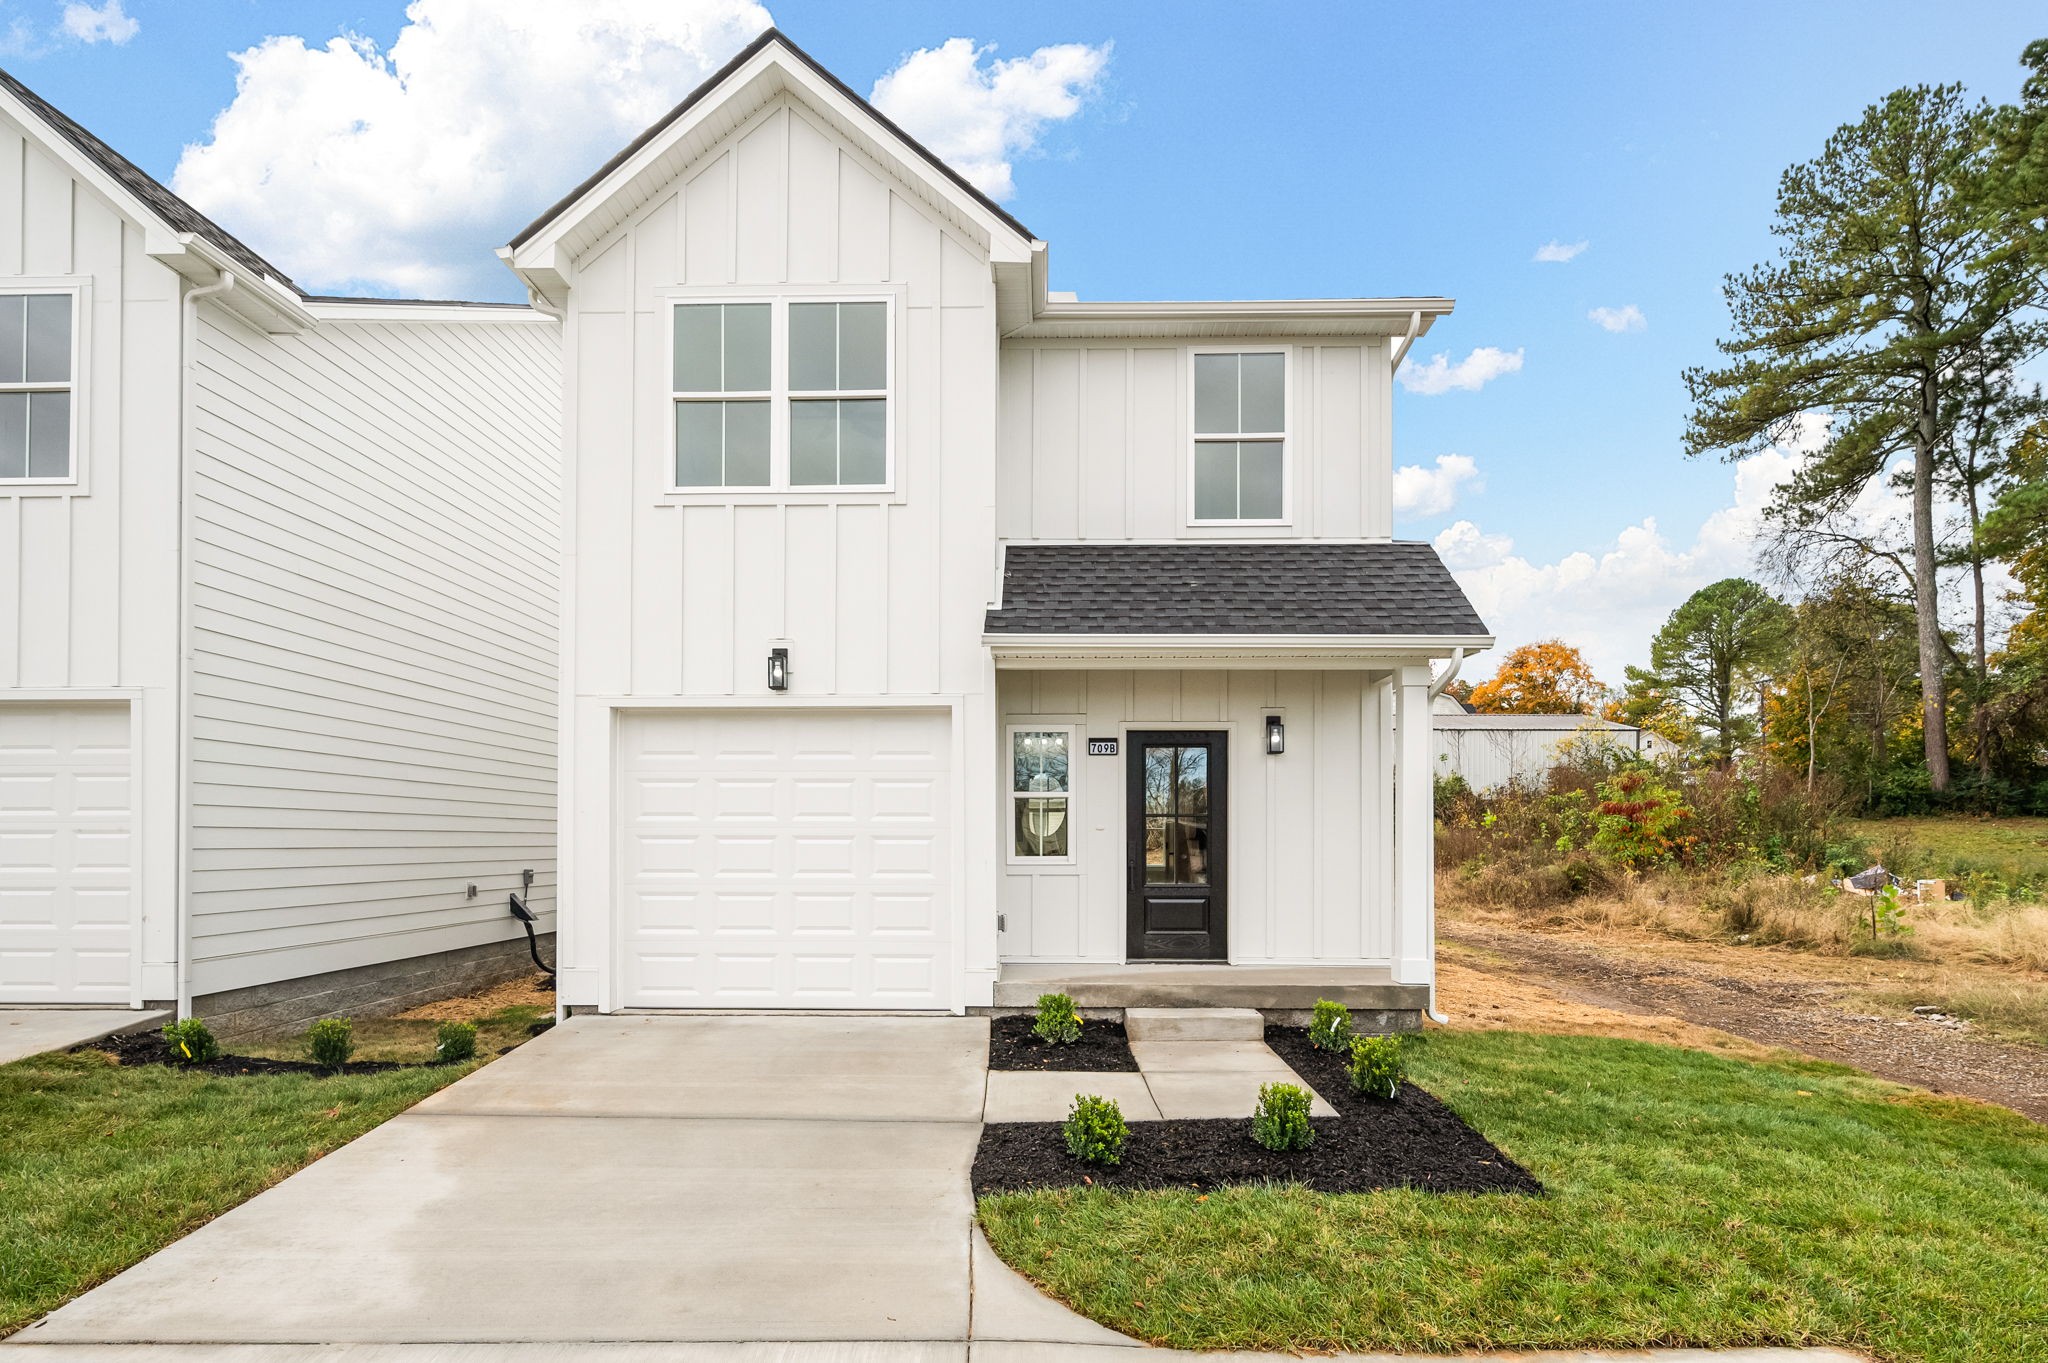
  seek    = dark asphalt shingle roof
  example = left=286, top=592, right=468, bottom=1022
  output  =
left=985, top=543, right=1490, bottom=637
left=0, top=65, right=294, bottom=290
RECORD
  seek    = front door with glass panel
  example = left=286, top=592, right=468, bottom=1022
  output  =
left=1126, top=731, right=1227, bottom=960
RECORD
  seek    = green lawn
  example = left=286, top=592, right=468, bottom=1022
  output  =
left=0, top=1003, right=548, bottom=1337
left=1846, top=814, right=2048, bottom=886
left=979, top=1031, right=2048, bottom=1361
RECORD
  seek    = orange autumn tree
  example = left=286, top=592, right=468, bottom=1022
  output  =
left=1466, top=640, right=1607, bottom=715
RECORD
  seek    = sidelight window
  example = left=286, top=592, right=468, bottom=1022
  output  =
left=1009, top=727, right=1073, bottom=861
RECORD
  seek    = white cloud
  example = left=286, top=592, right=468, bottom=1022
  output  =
left=171, top=0, right=775, bottom=296
left=869, top=37, right=1110, bottom=201
left=1393, top=453, right=1481, bottom=517
left=1398, top=346, right=1524, bottom=396
left=1533, top=239, right=1587, bottom=263
left=1443, top=442, right=1803, bottom=683
left=61, top=1, right=137, bottom=45
left=1588, top=304, right=1647, bottom=333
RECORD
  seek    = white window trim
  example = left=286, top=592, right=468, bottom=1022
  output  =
left=0, top=278, right=89, bottom=492
left=1006, top=722, right=1078, bottom=866
left=1187, top=343, right=1290, bottom=528
left=662, top=287, right=898, bottom=499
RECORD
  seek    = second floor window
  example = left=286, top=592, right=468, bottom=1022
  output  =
left=0, top=292, right=74, bottom=482
left=1191, top=350, right=1285, bottom=522
left=672, top=297, right=891, bottom=492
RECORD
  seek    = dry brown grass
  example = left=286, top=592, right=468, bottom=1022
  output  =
left=1439, top=862, right=2048, bottom=973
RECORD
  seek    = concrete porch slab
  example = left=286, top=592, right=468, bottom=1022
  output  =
left=0, top=1008, right=169, bottom=1067
left=417, top=1014, right=990, bottom=1122
left=1129, top=1039, right=1297, bottom=1072
left=994, top=962, right=1428, bottom=1014
left=1123, top=1007, right=1262, bottom=1042
left=982, top=1070, right=1161, bottom=1123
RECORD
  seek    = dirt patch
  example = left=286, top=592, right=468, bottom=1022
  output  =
left=1446, top=921, right=2048, bottom=1122
left=84, top=1028, right=418, bottom=1077
left=393, top=973, right=555, bottom=1022
left=987, top=1015, right=1139, bottom=1072
left=973, top=1026, right=1541, bottom=1197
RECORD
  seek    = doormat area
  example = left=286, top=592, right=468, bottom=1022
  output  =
left=988, top=1014, right=1141, bottom=1071
left=974, top=1027, right=1540, bottom=1195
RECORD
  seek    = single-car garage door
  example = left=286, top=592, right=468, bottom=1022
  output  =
left=618, top=708, right=953, bottom=1009
left=0, top=703, right=134, bottom=1004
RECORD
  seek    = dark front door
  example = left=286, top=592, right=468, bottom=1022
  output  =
left=1127, top=731, right=1227, bottom=961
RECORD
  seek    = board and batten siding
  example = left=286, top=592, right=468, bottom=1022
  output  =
left=996, top=669, right=1395, bottom=966
left=558, top=92, right=1004, bottom=1005
left=0, top=111, right=183, bottom=1000
left=996, top=340, right=1393, bottom=542
left=185, top=310, right=562, bottom=996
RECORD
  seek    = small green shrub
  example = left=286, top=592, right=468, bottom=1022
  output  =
left=1062, top=1093, right=1128, bottom=1165
left=1349, top=1034, right=1406, bottom=1100
left=435, top=1020, right=478, bottom=1063
left=1032, top=992, right=1082, bottom=1045
left=160, top=1018, right=219, bottom=1065
left=1251, top=1082, right=1315, bottom=1151
left=306, top=1017, right=354, bottom=1071
left=1307, top=999, right=1353, bottom=1052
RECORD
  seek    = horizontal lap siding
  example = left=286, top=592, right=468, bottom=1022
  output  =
left=996, top=668, right=1393, bottom=966
left=187, top=312, right=562, bottom=995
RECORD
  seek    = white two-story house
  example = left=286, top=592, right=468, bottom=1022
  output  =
left=506, top=30, right=1491, bottom=1024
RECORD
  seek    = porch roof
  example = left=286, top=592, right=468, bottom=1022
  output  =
left=984, top=542, right=1490, bottom=659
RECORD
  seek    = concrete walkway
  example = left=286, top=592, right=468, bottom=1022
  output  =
left=0, top=1008, right=168, bottom=1066
left=2, top=1014, right=1866, bottom=1361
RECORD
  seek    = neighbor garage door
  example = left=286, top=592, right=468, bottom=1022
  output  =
left=617, top=708, right=952, bottom=1009
left=0, top=703, right=134, bottom=1004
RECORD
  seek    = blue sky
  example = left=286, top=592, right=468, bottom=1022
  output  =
left=11, top=1, right=2043, bottom=679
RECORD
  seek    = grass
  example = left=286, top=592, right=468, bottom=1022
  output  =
left=0, top=1001, right=548, bottom=1337
left=978, top=1031, right=2048, bottom=1361
left=1855, top=976, right=2048, bottom=1047
left=1845, top=815, right=2048, bottom=883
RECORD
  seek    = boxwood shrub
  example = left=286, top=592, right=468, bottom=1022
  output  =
left=1062, top=1093, right=1128, bottom=1165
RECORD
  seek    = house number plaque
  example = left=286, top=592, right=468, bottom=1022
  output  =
left=1087, top=738, right=1119, bottom=756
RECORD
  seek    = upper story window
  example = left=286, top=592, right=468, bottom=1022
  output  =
left=1191, top=350, right=1285, bottom=522
left=0, top=292, right=74, bottom=482
left=671, top=297, right=891, bottom=493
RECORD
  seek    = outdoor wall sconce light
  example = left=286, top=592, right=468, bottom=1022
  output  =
left=767, top=647, right=790, bottom=692
left=1266, top=715, right=1285, bottom=755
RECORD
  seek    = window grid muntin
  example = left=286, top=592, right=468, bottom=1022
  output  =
left=1191, top=348, right=1287, bottom=524
left=0, top=290, right=75, bottom=483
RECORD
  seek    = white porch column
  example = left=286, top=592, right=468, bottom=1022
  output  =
left=1391, top=664, right=1435, bottom=988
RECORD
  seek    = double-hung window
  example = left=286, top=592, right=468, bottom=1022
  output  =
left=1010, top=727, right=1073, bottom=860
left=1191, top=350, right=1285, bottom=522
left=671, top=297, right=891, bottom=492
left=0, top=292, right=74, bottom=482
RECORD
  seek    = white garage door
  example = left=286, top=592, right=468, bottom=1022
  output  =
left=0, top=703, right=134, bottom=1004
left=618, top=708, right=953, bottom=1009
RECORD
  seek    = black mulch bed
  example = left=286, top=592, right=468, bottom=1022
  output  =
left=80, top=1029, right=423, bottom=1077
left=987, top=1014, right=1140, bottom=1071
left=971, top=1027, right=1542, bottom=1197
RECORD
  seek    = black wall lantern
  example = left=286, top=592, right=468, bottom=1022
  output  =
left=1265, top=714, right=1285, bottom=755
left=767, top=647, right=790, bottom=692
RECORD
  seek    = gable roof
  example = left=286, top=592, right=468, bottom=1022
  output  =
left=0, top=65, right=295, bottom=291
left=508, top=28, right=1035, bottom=262
left=984, top=542, right=1490, bottom=639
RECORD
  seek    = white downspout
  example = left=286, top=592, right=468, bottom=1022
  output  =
left=175, top=271, right=234, bottom=1019
left=1422, top=646, right=1463, bottom=1026
left=1389, top=309, right=1423, bottom=373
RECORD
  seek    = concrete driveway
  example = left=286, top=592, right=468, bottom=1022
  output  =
left=2, top=1014, right=1867, bottom=1362
left=0, top=1009, right=169, bottom=1066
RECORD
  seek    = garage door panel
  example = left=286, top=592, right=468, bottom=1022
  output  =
left=619, top=708, right=952, bottom=1010
left=0, top=703, right=135, bottom=1003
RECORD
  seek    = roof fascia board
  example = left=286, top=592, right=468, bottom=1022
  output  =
left=175, top=232, right=311, bottom=332
left=1006, top=297, right=1455, bottom=340
left=985, top=631, right=1494, bottom=664
left=510, top=41, right=1033, bottom=276
left=304, top=300, right=555, bottom=325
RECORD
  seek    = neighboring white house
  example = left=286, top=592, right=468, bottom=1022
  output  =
left=503, top=31, right=1492, bottom=1023
left=1433, top=703, right=1669, bottom=791
left=0, top=71, right=560, bottom=1031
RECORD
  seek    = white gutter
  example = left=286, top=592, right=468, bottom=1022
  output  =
left=523, top=285, right=566, bottom=323
left=175, top=271, right=235, bottom=1020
